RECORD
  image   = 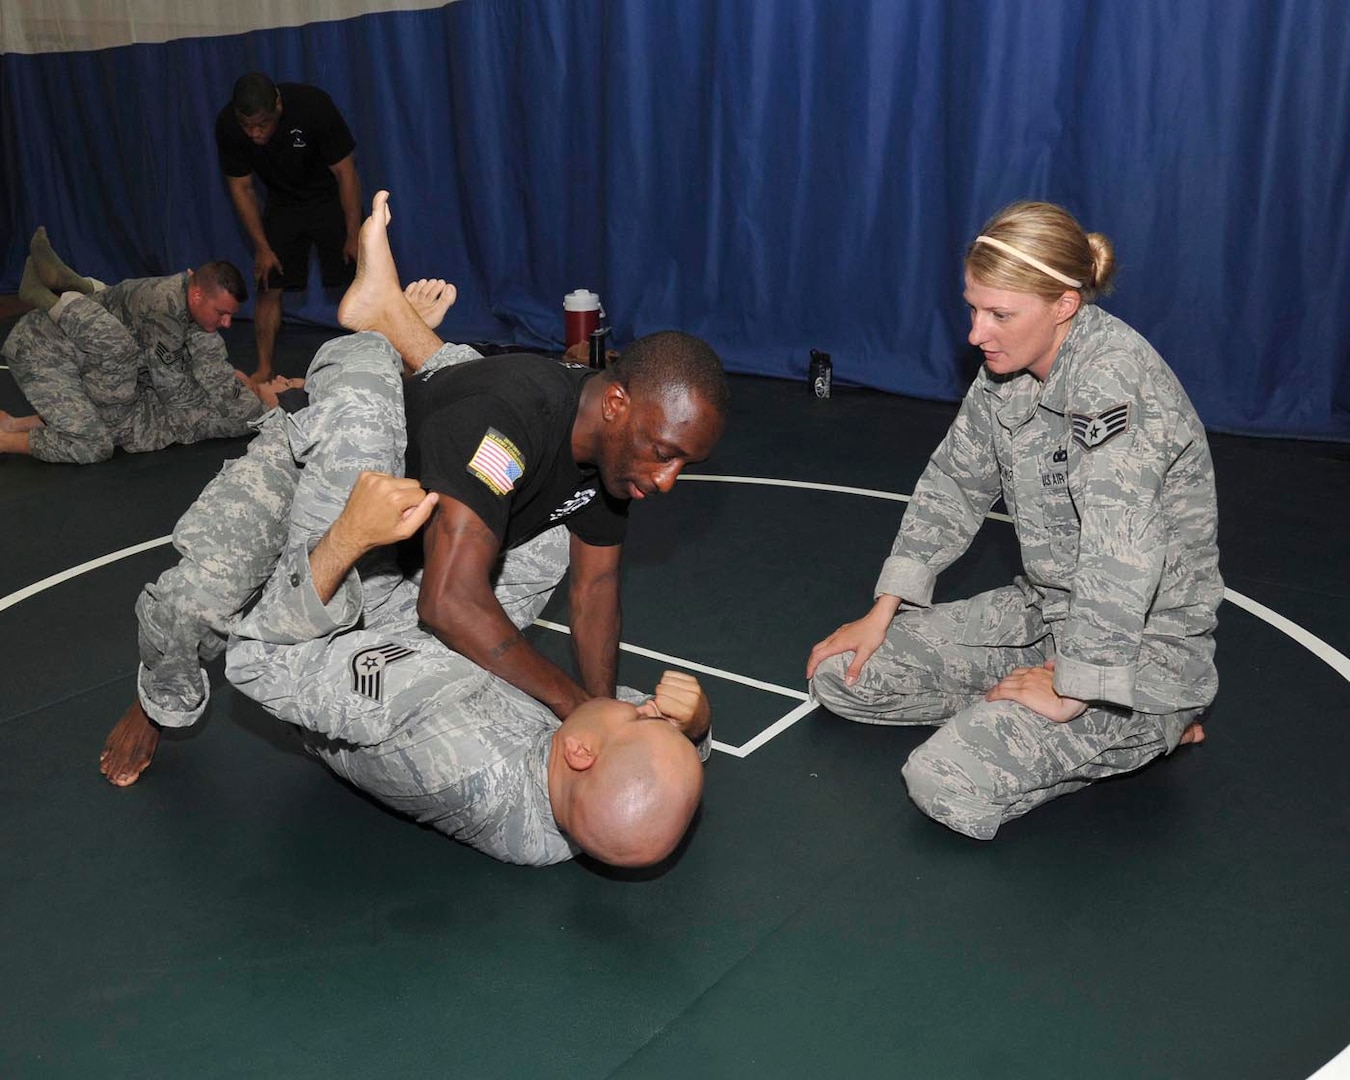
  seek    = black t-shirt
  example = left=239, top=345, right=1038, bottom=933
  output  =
left=405, top=355, right=629, bottom=550
left=215, top=83, right=356, bottom=208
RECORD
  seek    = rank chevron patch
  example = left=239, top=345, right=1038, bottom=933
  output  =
left=1070, top=403, right=1130, bottom=450
left=350, top=643, right=416, bottom=702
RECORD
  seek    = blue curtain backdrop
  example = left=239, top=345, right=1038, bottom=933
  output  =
left=2, top=0, right=1347, bottom=438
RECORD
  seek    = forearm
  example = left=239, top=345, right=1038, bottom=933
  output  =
left=882, top=389, right=1002, bottom=599
left=309, top=522, right=368, bottom=604
left=188, top=339, right=265, bottom=422
left=227, top=180, right=271, bottom=252
left=418, top=498, right=587, bottom=716
left=1054, top=505, right=1162, bottom=708
left=229, top=537, right=363, bottom=649
left=569, top=576, right=621, bottom=698
left=422, top=592, right=589, bottom=720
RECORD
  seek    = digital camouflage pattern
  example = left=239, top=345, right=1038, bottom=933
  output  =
left=135, top=333, right=486, bottom=727
left=135, top=405, right=301, bottom=726
left=812, top=305, right=1221, bottom=839
left=220, top=333, right=579, bottom=865
left=2, top=275, right=261, bottom=463
left=228, top=519, right=576, bottom=866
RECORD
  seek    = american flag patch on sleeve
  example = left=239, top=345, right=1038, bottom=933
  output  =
left=467, top=428, right=526, bottom=495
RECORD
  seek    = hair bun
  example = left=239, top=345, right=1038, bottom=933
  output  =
left=1085, top=232, right=1117, bottom=294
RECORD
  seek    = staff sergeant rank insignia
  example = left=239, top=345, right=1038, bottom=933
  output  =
left=1071, top=403, right=1130, bottom=450
left=467, top=427, right=525, bottom=496
left=155, top=341, right=183, bottom=367
left=350, top=643, right=416, bottom=702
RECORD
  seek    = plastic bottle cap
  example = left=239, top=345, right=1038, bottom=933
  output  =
left=563, top=289, right=601, bottom=311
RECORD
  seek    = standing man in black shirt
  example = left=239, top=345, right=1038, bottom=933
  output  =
left=215, top=72, right=362, bottom=384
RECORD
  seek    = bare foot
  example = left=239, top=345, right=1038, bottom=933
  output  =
left=0, top=410, right=44, bottom=433
left=336, top=190, right=404, bottom=333
left=1179, top=721, right=1205, bottom=746
left=338, top=192, right=447, bottom=373
left=404, top=278, right=457, bottom=329
left=100, top=699, right=162, bottom=786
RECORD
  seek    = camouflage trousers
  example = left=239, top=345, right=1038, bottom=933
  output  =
left=135, top=333, right=558, bottom=727
left=277, top=334, right=569, bottom=635
left=810, top=585, right=1201, bottom=840
left=2, top=297, right=171, bottom=463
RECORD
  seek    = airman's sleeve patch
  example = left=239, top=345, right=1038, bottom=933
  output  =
left=1070, top=403, right=1130, bottom=450
left=350, top=643, right=416, bottom=702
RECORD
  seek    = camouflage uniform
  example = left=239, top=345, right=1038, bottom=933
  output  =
left=1, top=274, right=261, bottom=464
left=135, top=333, right=487, bottom=729
left=811, top=305, right=1223, bottom=839
left=221, top=332, right=580, bottom=865
left=226, top=512, right=579, bottom=865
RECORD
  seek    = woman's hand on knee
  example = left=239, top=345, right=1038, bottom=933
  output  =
left=806, top=598, right=899, bottom=684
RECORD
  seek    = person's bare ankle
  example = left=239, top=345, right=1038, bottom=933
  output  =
left=337, top=191, right=404, bottom=333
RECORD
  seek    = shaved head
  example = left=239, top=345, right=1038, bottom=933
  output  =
left=551, top=702, right=704, bottom=868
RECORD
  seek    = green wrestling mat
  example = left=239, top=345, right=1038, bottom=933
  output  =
left=3, top=324, right=1348, bottom=1078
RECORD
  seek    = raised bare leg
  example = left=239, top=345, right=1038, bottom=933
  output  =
left=337, top=191, right=446, bottom=373
left=30, top=227, right=97, bottom=294
left=404, top=278, right=457, bottom=330
left=100, top=699, right=162, bottom=786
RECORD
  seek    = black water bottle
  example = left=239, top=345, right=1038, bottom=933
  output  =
left=589, top=326, right=611, bottom=369
left=809, top=349, right=832, bottom=398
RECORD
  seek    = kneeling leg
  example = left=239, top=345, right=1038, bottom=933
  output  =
left=811, top=593, right=1047, bottom=726
left=902, top=699, right=1173, bottom=840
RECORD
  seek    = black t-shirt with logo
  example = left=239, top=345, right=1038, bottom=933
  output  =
left=215, top=83, right=356, bottom=208
left=404, top=354, right=629, bottom=550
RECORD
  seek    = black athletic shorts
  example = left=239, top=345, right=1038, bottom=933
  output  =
left=261, top=199, right=355, bottom=291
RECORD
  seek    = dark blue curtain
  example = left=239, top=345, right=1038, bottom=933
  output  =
left=3, top=0, right=1347, bottom=437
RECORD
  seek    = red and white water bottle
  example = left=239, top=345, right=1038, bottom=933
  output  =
left=564, top=289, right=604, bottom=349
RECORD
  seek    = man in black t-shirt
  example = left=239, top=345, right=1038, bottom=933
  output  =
left=341, top=191, right=730, bottom=723
left=215, top=72, right=362, bottom=384
left=405, top=354, right=632, bottom=555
